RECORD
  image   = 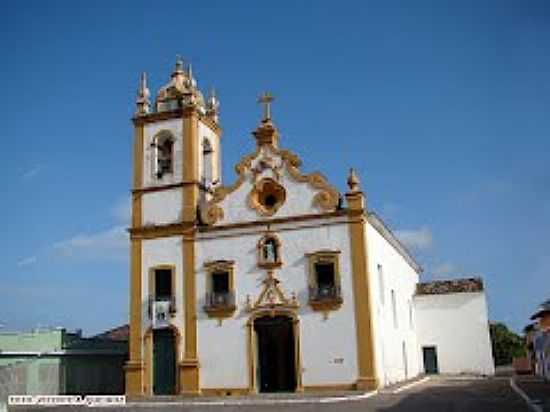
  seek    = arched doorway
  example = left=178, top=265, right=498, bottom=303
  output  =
left=254, top=315, right=297, bottom=392
left=153, top=328, right=176, bottom=394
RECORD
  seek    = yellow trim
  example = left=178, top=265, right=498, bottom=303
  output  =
left=126, top=122, right=145, bottom=395
left=246, top=310, right=303, bottom=393
left=247, top=177, right=287, bottom=217
left=179, top=108, right=200, bottom=394
left=346, top=190, right=378, bottom=391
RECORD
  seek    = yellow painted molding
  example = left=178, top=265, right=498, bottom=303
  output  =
left=127, top=238, right=143, bottom=395
left=181, top=231, right=199, bottom=394
left=129, top=222, right=195, bottom=240
left=346, top=190, right=379, bottom=390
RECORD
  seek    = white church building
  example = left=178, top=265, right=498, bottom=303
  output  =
left=124, top=58, right=494, bottom=396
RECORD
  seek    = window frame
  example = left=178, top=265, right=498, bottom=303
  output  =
left=203, top=260, right=237, bottom=319
left=257, top=233, right=282, bottom=269
left=306, top=250, right=343, bottom=312
left=152, top=132, right=175, bottom=179
left=148, top=265, right=176, bottom=319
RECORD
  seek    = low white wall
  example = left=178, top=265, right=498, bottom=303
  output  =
left=414, top=292, right=495, bottom=376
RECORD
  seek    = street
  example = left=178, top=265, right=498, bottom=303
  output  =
left=11, top=376, right=541, bottom=412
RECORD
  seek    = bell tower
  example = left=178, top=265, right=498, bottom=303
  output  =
left=126, top=57, right=222, bottom=395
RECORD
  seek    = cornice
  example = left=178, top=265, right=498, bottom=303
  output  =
left=132, top=181, right=200, bottom=195
left=199, top=210, right=348, bottom=233
left=367, top=212, right=423, bottom=274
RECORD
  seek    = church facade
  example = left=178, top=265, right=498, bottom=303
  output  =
left=124, top=59, right=494, bottom=396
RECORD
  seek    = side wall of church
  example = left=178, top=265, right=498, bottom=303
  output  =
left=414, top=292, right=495, bottom=376
left=366, top=223, right=422, bottom=386
left=195, top=217, right=360, bottom=390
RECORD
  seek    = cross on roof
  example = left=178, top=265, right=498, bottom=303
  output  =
left=258, top=92, right=275, bottom=121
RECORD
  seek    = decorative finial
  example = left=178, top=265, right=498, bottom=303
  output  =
left=135, top=72, right=150, bottom=116
left=174, top=55, right=184, bottom=74
left=347, top=168, right=361, bottom=192
left=258, top=91, right=275, bottom=122
left=206, top=87, right=220, bottom=122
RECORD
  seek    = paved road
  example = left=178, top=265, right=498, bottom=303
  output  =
left=10, top=377, right=530, bottom=412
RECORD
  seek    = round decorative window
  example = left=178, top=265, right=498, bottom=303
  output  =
left=249, top=178, right=286, bottom=216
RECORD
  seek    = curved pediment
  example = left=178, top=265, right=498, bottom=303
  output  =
left=201, top=144, right=340, bottom=226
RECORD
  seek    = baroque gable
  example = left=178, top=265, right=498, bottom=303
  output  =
left=201, top=142, right=340, bottom=226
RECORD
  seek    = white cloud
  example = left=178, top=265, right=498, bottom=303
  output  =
left=395, top=227, right=433, bottom=251
left=111, top=196, right=131, bottom=224
left=17, top=256, right=37, bottom=267
left=53, top=225, right=128, bottom=261
left=21, top=165, right=42, bottom=180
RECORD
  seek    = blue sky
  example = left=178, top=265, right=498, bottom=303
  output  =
left=1, top=1, right=548, bottom=335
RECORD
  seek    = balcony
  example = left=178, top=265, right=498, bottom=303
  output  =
left=204, top=291, right=237, bottom=318
left=308, top=285, right=343, bottom=311
left=147, top=295, right=176, bottom=320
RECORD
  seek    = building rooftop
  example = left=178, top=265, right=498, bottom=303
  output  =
left=416, top=277, right=484, bottom=296
left=529, top=299, right=550, bottom=320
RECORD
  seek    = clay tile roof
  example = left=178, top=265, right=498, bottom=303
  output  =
left=93, top=324, right=129, bottom=341
left=530, top=299, right=550, bottom=320
left=416, top=277, right=484, bottom=296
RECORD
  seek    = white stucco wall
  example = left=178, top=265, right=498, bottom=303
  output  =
left=142, top=189, right=182, bottom=226
left=195, top=217, right=359, bottom=389
left=366, top=221, right=422, bottom=386
left=414, top=292, right=495, bottom=376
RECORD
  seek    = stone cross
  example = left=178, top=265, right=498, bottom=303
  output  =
left=258, top=92, right=275, bottom=121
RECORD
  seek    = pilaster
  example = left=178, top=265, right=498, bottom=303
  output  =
left=346, top=177, right=378, bottom=391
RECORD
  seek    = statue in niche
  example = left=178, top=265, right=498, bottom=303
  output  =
left=263, top=238, right=278, bottom=263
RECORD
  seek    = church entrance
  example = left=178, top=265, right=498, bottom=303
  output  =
left=153, top=329, right=176, bottom=395
left=254, top=315, right=297, bottom=393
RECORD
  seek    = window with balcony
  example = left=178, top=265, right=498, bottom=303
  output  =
left=307, top=250, right=343, bottom=312
left=148, top=266, right=176, bottom=326
left=204, top=260, right=236, bottom=319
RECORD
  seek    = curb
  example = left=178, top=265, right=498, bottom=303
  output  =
left=509, top=377, right=544, bottom=412
left=390, top=376, right=430, bottom=394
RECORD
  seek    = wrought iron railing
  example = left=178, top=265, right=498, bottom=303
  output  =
left=204, top=291, right=236, bottom=310
left=308, top=285, right=342, bottom=302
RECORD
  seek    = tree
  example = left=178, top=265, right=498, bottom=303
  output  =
left=489, top=322, right=526, bottom=366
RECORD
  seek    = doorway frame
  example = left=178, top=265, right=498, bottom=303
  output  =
left=246, top=310, right=303, bottom=393
left=143, top=325, right=181, bottom=395
left=422, top=345, right=439, bottom=375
